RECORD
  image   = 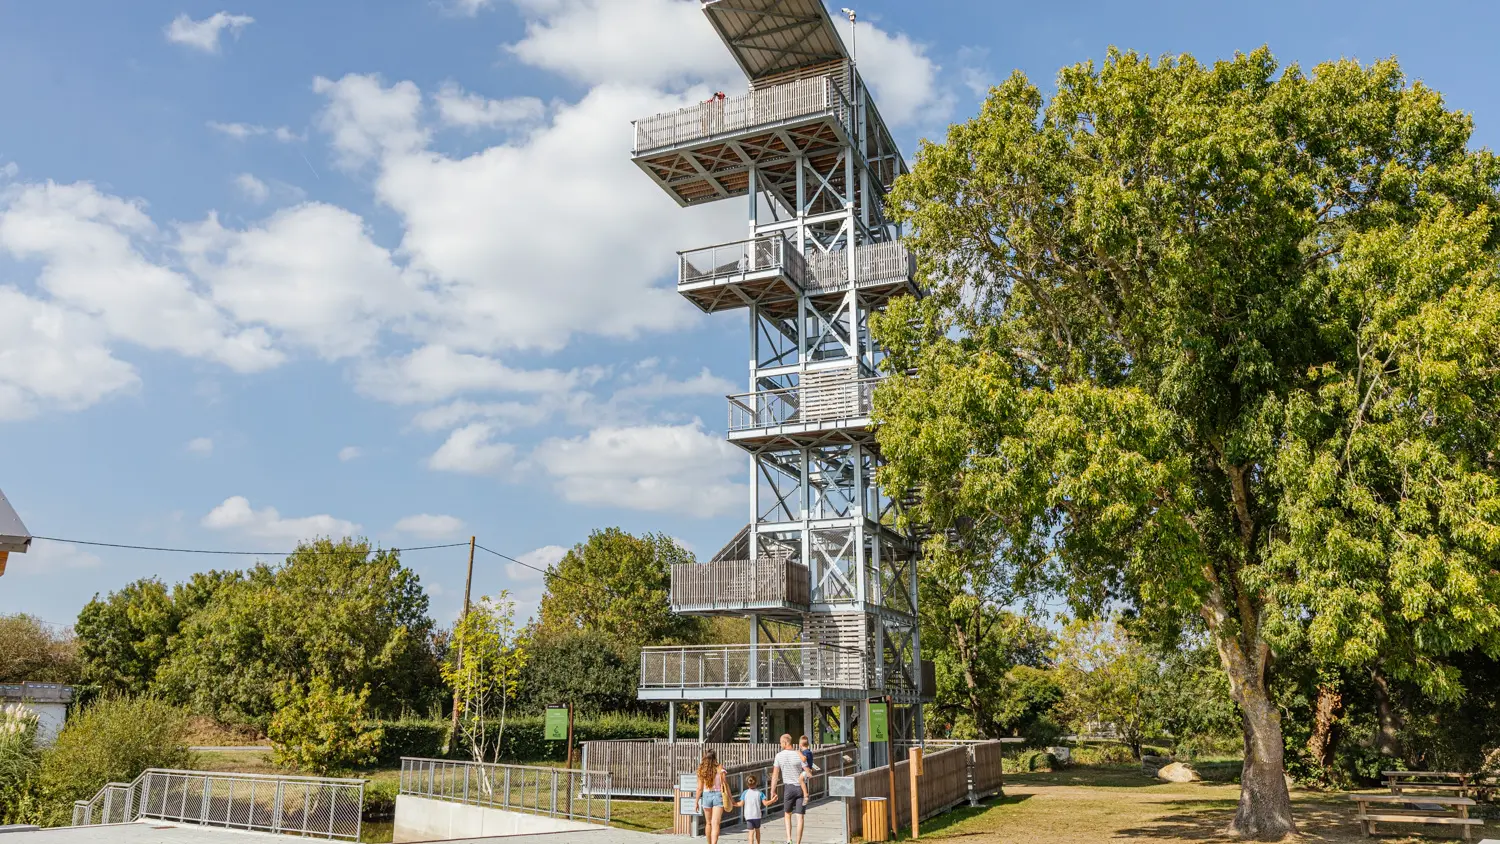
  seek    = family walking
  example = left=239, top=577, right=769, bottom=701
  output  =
left=695, top=734, right=819, bottom=844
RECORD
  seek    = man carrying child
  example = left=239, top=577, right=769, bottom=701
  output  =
left=768, top=733, right=810, bottom=844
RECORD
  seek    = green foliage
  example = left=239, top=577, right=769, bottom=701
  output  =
left=372, top=719, right=451, bottom=767
left=991, top=666, right=1065, bottom=746
left=156, top=539, right=440, bottom=728
left=0, top=615, right=79, bottom=685
left=363, top=714, right=675, bottom=763
left=1069, top=744, right=1136, bottom=766
left=269, top=677, right=384, bottom=776
left=443, top=592, right=528, bottom=763
left=517, top=631, right=640, bottom=716
left=1142, top=639, right=1241, bottom=749
left=76, top=578, right=187, bottom=695
left=877, top=45, right=1500, bottom=835
left=1053, top=620, right=1153, bottom=756
left=37, top=696, right=193, bottom=826
left=538, top=528, right=707, bottom=646
left=0, top=705, right=42, bottom=824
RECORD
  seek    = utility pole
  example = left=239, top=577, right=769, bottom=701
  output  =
left=449, top=536, right=477, bottom=750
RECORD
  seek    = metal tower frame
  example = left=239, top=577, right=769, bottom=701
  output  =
left=630, top=0, right=928, bottom=768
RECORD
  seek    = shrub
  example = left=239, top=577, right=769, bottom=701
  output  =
left=38, top=696, right=194, bottom=825
left=372, top=719, right=450, bottom=767
left=0, top=705, right=42, bottom=824
left=1070, top=743, right=1135, bottom=766
left=269, top=678, right=383, bottom=776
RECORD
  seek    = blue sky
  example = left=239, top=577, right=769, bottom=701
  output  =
left=3, top=0, right=1498, bottom=630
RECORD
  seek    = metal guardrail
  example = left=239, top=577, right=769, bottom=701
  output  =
left=72, top=769, right=364, bottom=840
left=640, top=643, right=868, bottom=691
left=398, top=757, right=612, bottom=826
left=728, top=378, right=879, bottom=432
left=804, top=241, right=916, bottom=292
left=634, top=76, right=849, bottom=152
left=671, top=559, right=811, bottom=611
left=679, top=236, right=809, bottom=289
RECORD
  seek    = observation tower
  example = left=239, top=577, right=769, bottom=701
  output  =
left=629, top=0, right=929, bottom=767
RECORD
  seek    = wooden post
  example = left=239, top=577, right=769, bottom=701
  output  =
left=566, top=703, right=576, bottom=769
left=909, top=746, right=923, bottom=838
left=886, top=697, right=896, bottom=836
left=449, top=536, right=476, bottom=751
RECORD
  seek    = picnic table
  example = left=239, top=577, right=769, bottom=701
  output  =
left=1348, top=793, right=1483, bottom=840
left=1385, top=770, right=1475, bottom=797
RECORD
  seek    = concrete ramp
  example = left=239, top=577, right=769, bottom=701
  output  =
left=393, top=795, right=600, bottom=843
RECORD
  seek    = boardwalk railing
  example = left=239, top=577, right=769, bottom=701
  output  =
left=680, top=236, right=809, bottom=288
left=634, top=76, right=849, bottom=152
left=845, top=741, right=1009, bottom=839
left=804, top=241, right=917, bottom=292
left=72, top=769, right=364, bottom=840
left=728, top=377, right=879, bottom=432
left=640, top=643, right=867, bottom=692
left=671, top=559, right=811, bottom=612
left=398, top=757, right=611, bottom=826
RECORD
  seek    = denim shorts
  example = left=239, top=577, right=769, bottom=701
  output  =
left=701, top=791, right=724, bottom=809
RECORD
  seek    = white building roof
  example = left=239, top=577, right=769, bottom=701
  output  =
left=0, top=487, right=30, bottom=554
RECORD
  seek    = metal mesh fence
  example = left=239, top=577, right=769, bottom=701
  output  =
left=73, top=769, right=364, bottom=840
left=399, top=757, right=612, bottom=826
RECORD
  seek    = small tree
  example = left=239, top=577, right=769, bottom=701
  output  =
left=443, top=593, right=528, bottom=764
left=269, top=677, right=383, bottom=775
left=1053, top=620, right=1152, bottom=758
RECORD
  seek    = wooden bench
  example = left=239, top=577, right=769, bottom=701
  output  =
left=1386, top=770, right=1474, bottom=797
left=1349, top=793, right=1483, bottom=841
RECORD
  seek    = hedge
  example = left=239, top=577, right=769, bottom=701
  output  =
left=369, top=713, right=690, bottom=766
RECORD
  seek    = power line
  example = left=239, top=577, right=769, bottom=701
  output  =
left=31, top=536, right=469, bottom=557
left=474, top=542, right=602, bottom=594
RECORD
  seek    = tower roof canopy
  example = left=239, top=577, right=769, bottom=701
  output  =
left=0, top=487, right=31, bottom=554
left=702, top=0, right=849, bottom=82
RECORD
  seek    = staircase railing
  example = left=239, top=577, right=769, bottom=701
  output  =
left=72, top=769, right=365, bottom=840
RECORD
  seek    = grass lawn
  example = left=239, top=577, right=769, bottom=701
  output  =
left=902, top=765, right=1485, bottom=844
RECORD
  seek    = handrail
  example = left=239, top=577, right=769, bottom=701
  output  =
left=73, top=768, right=364, bottom=840
left=679, top=235, right=809, bottom=289
left=728, top=376, right=881, bottom=432
left=639, top=642, right=869, bottom=691
left=634, top=76, right=850, bottom=153
left=398, top=757, right=611, bottom=825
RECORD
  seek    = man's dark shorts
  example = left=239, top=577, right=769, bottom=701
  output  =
left=782, top=784, right=807, bottom=815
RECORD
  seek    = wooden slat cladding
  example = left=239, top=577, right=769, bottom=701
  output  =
left=670, top=559, right=812, bottom=612
left=750, top=58, right=852, bottom=101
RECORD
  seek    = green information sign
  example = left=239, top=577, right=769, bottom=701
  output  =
left=867, top=702, right=888, bottom=743
left=545, top=706, right=569, bottom=741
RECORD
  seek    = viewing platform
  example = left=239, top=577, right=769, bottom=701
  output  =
left=670, top=558, right=810, bottom=616
left=728, top=372, right=878, bottom=444
left=633, top=75, right=854, bottom=207
left=678, top=236, right=808, bottom=314
left=638, top=643, right=869, bottom=701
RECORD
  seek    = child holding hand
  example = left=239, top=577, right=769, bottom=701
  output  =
left=736, top=774, right=766, bottom=844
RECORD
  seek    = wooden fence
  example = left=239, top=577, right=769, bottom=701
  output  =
left=845, top=741, right=1009, bottom=839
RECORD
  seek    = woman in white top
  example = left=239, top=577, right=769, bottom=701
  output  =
left=694, top=749, right=728, bottom=844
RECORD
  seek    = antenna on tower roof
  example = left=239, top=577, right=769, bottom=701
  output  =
left=841, top=8, right=857, bottom=64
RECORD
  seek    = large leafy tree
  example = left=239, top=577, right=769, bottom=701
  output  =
left=157, top=539, right=440, bottom=726
left=538, top=528, right=707, bottom=646
left=75, top=573, right=234, bottom=695
left=876, top=48, right=1500, bottom=839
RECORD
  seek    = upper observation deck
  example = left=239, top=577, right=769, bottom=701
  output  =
left=631, top=0, right=906, bottom=207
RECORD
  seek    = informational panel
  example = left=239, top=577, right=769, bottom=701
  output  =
left=544, top=705, right=570, bottom=741
left=679, top=797, right=702, bottom=816
left=680, top=774, right=699, bottom=792
left=828, top=776, right=856, bottom=798
left=867, top=701, right=888, bottom=743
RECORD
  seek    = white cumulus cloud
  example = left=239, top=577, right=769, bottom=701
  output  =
left=533, top=422, right=744, bottom=517
left=427, top=423, right=517, bottom=476
left=393, top=513, right=466, bottom=539
left=338, top=446, right=363, bottom=462
left=233, top=173, right=269, bottom=202
left=186, top=437, right=214, bottom=456
left=434, top=82, right=545, bottom=129
left=202, top=496, right=360, bottom=541
left=165, top=11, right=254, bottom=53
left=509, top=544, right=567, bottom=580
left=0, top=286, right=139, bottom=420
left=353, top=346, right=579, bottom=404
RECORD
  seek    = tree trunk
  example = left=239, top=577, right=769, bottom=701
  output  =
left=1227, top=681, right=1296, bottom=840
left=1370, top=667, right=1405, bottom=760
left=1306, top=683, right=1343, bottom=784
